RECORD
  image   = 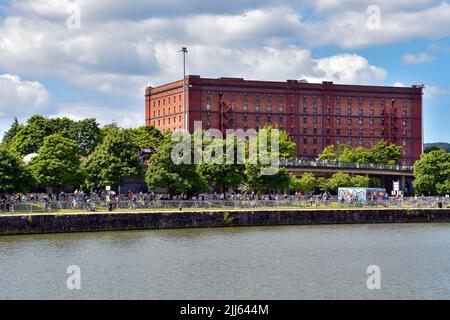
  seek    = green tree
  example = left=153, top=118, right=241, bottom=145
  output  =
left=424, top=143, right=450, bottom=153
left=9, top=115, right=55, bottom=156
left=289, top=175, right=303, bottom=192
left=413, top=150, right=450, bottom=195
left=6, top=116, right=101, bottom=158
left=245, top=127, right=295, bottom=193
left=64, top=118, right=101, bottom=157
left=301, top=173, right=317, bottom=192
left=413, top=174, right=438, bottom=195
left=29, top=134, right=83, bottom=191
left=328, top=172, right=352, bottom=192
left=246, top=165, right=292, bottom=193
left=338, top=147, right=357, bottom=163
left=145, top=133, right=207, bottom=197
left=84, top=128, right=142, bottom=189
left=318, top=145, right=337, bottom=161
left=352, top=147, right=374, bottom=164
left=197, top=137, right=245, bottom=191
left=437, top=180, right=450, bottom=195
left=100, top=122, right=121, bottom=139
left=317, top=177, right=331, bottom=192
left=371, top=140, right=402, bottom=165
left=369, top=177, right=382, bottom=188
left=336, top=144, right=352, bottom=158
left=289, top=173, right=317, bottom=193
left=48, top=117, right=76, bottom=133
left=129, top=125, right=164, bottom=150
left=275, top=128, right=296, bottom=159
left=424, top=146, right=442, bottom=154
left=350, top=175, right=370, bottom=188
left=318, top=141, right=403, bottom=165
left=0, top=147, right=33, bottom=193
left=2, top=117, right=22, bottom=147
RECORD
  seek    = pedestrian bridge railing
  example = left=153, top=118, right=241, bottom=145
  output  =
left=1, top=197, right=449, bottom=213
left=281, top=160, right=414, bottom=172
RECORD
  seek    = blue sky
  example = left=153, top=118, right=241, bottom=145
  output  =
left=0, top=0, right=449, bottom=143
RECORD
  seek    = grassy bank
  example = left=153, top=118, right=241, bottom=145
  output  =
left=0, top=205, right=443, bottom=216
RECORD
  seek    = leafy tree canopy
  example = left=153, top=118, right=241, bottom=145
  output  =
left=245, top=126, right=295, bottom=193
left=197, top=137, right=246, bottom=191
left=413, top=150, right=450, bottom=195
left=9, top=115, right=55, bottom=156
left=7, top=116, right=101, bottom=157
left=317, top=141, right=402, bottom=165
left=289, top=173, right=317, bottom=193
left=424, top=143, right=450, bottom=153
left=29, top=134, right=83, bottom=191
left=1, top=117, right=22, bottom=147
left=83, top=127, right=142, bottom=189
left=0, top=147, right=33, bottom=194
left=63, top=118, right=102, bottom=157
left=129, top=125, right=164, bottom=150
left=328, top=172, right=352, bottom=192
left=145, top=133, right=207, bottom=197
left=424, top=146, right=442, bottom=154
left=350, top=175, right=370, bottom=188
left=318, top=145, right=337, bottom=161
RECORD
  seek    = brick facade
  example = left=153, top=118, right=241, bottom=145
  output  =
left=145, top=76, right=423, bottom=165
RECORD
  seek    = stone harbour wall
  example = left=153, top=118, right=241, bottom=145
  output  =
left=1, top=208, right=450, bottom=236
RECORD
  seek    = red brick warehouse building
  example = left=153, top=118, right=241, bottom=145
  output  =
left=145, top=76, right=423, bottom=165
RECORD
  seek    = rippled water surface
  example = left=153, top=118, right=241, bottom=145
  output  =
left=1, top=223, right=450, bottom=299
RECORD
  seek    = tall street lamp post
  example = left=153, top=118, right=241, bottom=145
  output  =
left=180, top=47, right=189, bottom=131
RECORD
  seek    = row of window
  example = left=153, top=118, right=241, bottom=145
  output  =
left=206, top=103, right=290, bottom=113
left=204, top=92, right=411, bottom=107
left=152, top=105, right=183, bottom=118
left=299, top=126, right=410, bottom=138
left=151, top=115, right=183, bottom=127
left=301, top=133, right=410, bottom=144
left=201, top=112, right=409, bottom=128
left=304, top=116, right=409, bottom=127
left=204, top=104, right=410, bottom=116
left=152, top=94, right=183, bottom=108
left=151, top=93, right=412, bottom=115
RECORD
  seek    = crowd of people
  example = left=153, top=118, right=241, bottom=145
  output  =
left=1, top=190, right=449, bottom=213
left=0, top=190, right=334, bottom=212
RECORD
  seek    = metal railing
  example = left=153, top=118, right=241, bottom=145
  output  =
left=1, top=197, right=449, bottom=213
left=281, top=159, right=414, bottom=172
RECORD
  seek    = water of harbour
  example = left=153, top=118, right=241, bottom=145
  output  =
left=1, top=223, right=450, bottom=300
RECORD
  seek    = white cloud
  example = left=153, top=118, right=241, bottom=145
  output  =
left=9, top=0, right=297, bottom=21
left=302, top=2, right=450, bottom=48
left=5, top=0, right=450, bottom=52
left=423, top=85, right=450, bottom=100
left=181, top=7, right=302, bottom=47
left=0, top=15, right=160, bottom=96
left=6, top=0, right=450, bottom=134
left=393, top=82, right=448, bottom=100
left=0, top=74, right=50, bottom=118
left=0, top=2, right=390, bottom=135
left=314, top=0, right=435, bottom=12
left=309, top=54, right=387, bottom=84
left=402, top=52, right=435, bottom=64
left=11, top=0, right=79, bottom=19
left=0, top=8, right=388, bottom=95
left=50, top=102, right=144, bottom=128
left=153, top=44, right=387, bottom=86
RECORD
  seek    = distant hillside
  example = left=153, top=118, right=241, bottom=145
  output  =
left=424, top=143, right=450, bottom=152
